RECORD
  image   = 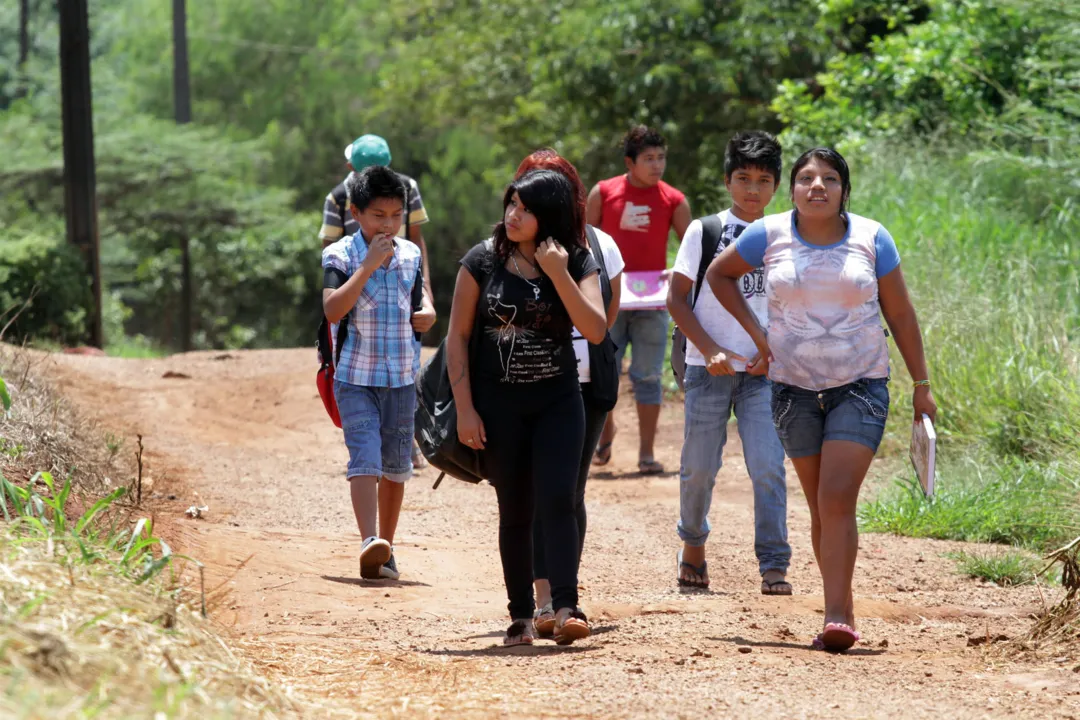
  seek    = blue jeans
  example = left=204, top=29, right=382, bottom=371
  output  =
left=334, top=380, right=416, bottom=483
left=611, top=309, right=669, bottom=405
left=677, top=366, right=790, bottom=574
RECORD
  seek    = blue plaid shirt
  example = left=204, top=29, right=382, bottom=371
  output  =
left=322, top=233, right=423, bottom=388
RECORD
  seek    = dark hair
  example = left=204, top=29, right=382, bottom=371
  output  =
left=623, top=125, right=666, bottom=161
left=346, top=165, right=406, bottom=213
left=789, top=147, right=851, bottom=213
left=724, top=131, right=782, bottom=185
left=492, top=169, right=582, bottom=262
left=514, top=149, right=586, bottom=244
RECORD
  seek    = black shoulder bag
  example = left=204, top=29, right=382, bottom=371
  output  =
left=584, top=226, right=620, bottom=412
left=414, top=242, right=492, bottom=488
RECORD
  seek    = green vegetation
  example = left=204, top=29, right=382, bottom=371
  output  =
left=0, top=472, right=299, bottom=717
left=947, top=548, right=1049, bottom=587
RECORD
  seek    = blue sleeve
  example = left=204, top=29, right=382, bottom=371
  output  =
left=874, top=225, right=901, bottom=277
left=734, top=219, right=767, bottom=268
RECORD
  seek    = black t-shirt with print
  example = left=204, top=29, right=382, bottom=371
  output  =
left=461, top=241, right=599, bottom=386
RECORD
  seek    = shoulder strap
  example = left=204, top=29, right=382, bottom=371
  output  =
left=402, top=174, right=412, bottom=241
left=332, top=182, right=349, bottom=228
left=691, top=214, right=725, bottom=308
left=585, top=225, right=612, bottom=312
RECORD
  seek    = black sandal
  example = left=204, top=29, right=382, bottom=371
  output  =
left=592, top=441, right=613, bottom=466
left=503, top=619, right=535, bottom=647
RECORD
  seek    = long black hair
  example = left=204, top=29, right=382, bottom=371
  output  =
left=492, top=169, right=584, bottom=262
left=789, top=147, right=851, bottom=214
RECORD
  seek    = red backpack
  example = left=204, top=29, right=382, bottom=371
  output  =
left=316, top=316, right=347, bottom=428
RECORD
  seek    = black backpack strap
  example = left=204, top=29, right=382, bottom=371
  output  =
left=331, top=181, right=349, bottom=228
left=691, top=215, right=726, bottom=308
left=585, top=225, right=612, bottom=313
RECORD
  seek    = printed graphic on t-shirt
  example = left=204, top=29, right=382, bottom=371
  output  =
left=485, top=292, right=563, bottom=383
left=715, top=223, right=765, bottom=298
left=619, top=201, right=652, bottom=232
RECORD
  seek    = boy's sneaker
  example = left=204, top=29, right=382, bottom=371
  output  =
left=360, top=536, right=392, bottom=579
left=379, top=549, right=400, bottom=580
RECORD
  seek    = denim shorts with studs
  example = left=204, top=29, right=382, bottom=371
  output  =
left=769, top=377, right=890, bottom=458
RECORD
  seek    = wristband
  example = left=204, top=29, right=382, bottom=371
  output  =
left=912, top=380, right=931, bottom=388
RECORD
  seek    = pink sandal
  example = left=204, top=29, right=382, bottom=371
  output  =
left=818, top=622, right=860, bottom=652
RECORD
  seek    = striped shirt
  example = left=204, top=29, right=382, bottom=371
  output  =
left=322, top=233, right=423, bottom=388
left=318, top=172, right=429, bottom=245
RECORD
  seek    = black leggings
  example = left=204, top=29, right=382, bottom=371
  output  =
left=532, top=382, right=608, bottom=583
left=475, top=381, right=585, bottom=619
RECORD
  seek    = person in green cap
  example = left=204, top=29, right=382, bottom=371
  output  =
left=319, top=135, right=432, bottom=299
left=319, top=134, right=434, bottom=470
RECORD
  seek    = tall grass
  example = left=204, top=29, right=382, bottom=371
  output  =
left=0, top=470, right=304, bottom=717
left=848, top=141, right=1080, bottom=552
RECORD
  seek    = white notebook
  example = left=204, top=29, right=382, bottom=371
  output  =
left=909, top=413, right=937, bottom=497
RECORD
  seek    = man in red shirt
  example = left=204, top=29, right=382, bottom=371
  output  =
left=586, top=126, right=691, bottom=474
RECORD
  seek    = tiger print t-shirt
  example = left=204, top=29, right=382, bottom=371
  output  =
left=461, top=241, right=598, bottom=386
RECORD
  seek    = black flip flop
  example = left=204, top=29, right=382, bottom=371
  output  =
left=761, top=578, right=793, bottom=595
left=677, top=549, right=709, bottom=588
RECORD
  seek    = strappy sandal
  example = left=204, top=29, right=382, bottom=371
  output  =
left=592, top=440, right=614, bottom=466
left=503, top=619, right=536, bottom=647
left=533, top=604, right=556, bottom=638
left=553, top=608, right=590, bottom=646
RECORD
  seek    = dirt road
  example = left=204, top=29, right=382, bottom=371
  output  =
left=45, top=349, right=1079, bottom=719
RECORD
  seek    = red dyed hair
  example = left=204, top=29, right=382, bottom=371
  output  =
left=515, top=148, right=587, bottom=243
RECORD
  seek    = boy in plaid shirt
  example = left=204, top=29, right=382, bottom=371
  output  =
left=322, top=165, right=437, bottom=580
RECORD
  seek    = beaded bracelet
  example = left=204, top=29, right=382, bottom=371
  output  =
left=913, top=379, right=931, bottom=388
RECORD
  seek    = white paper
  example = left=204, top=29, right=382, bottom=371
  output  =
left=909, top=413, right=937, bottom=497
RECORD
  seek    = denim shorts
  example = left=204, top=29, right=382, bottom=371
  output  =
left=334, top=380, right=416, bottom=483
left=770, top=378, right=890, bottom=458
left=611, top=309, right=669, bottom=406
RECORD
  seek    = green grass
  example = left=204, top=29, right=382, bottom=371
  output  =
left=947, top=548, right=1049, bottom=587
left=105, top=334, right=168, bottom=359
left=0, top=471, right=301, bottom=717
left=860, top=455, right=1079, bottom=551
left=849, top=141, right=1080, bottom=566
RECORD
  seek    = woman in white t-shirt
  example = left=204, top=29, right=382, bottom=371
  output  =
left=514, top=150, right=624, bottom=639
left=706, top=147, right=937, bottom=652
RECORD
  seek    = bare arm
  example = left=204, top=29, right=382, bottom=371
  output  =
left=607, top=271, right=622, bottom=329
left=586, top=185, right=603, bottom=227
left=667, top=272, right=724, bottom=359
left=321, top=262, right=379, bottom=324
left=878, top=266, right=937, bottom=422
left=447, top=267, right=479, bottom=409
left=705, top=244, right=768, bottom=356
left=671, top=198, right=692, bottom=243
left=408, top=224, right=433, bottom=302
left=446, top=267, right=489, bottom=448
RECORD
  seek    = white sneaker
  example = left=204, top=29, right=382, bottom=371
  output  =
left=360, top=536, right=392, bottom=579
left=379, top=549, right=400, bottom=580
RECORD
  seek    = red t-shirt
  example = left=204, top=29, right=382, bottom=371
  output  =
left=596, top=175, right=686, bottom=272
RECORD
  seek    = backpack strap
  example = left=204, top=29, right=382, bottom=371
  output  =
left=585, top=225, right=612, bottom=313
left=331, top=181, right=349, bottom=228
left=691, top=214, right=726, bottom=308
